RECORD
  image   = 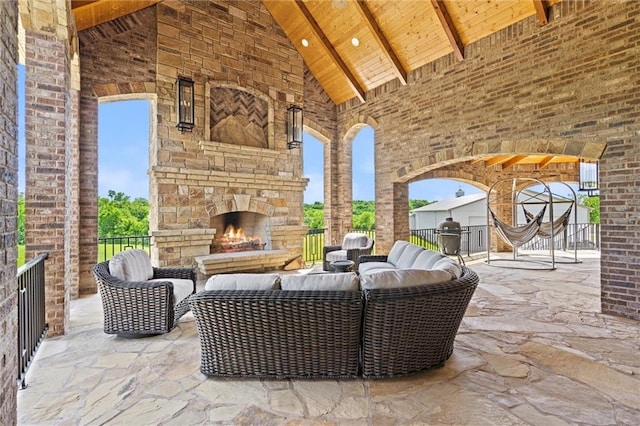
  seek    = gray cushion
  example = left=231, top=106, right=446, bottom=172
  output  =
left=432, top=257, right=463, bottom=279
left=281, top=272, right=359, bottom=291
left=341, top=233, right=369, bottom=250
left=204, top=273, right=280, bottom=290
left=325, top=249, right=348, bottom=262
left=412, top=250, right=447, bottom=270
left=358, top=261, right=396, bottom=274
left=108, top=249, right=153, bottom=282
left=395, top=244, right=424, bottom=269
left=149, top=278, right=193, bottom=306
left=360, top=268, right=453, bottom=290
left=386, top=241, right=411, bottom=266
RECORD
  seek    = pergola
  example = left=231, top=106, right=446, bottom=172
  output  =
left=2, top=1, right=640, bottom=423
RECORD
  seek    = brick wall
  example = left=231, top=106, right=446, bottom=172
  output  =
left=24, top=30, right=72, bottom=336
left=335, top=1, right=640, bottom=319
left=0, top=1, right=18, bottom=424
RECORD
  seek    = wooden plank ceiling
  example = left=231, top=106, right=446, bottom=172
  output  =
left=71, top=0, right=574, bottom=169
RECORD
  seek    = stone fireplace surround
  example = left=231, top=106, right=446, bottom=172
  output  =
left=151, top=141, right=308, bottom=277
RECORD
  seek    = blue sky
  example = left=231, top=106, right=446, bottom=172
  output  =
left=16, top=65, right=481, bottom=203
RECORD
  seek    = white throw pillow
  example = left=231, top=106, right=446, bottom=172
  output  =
left=205, top=273, right=280, bottom=290
left=341, top=233, right=369, bottom=250
left=280, top=272, right=359, bottom=291
left=432, top=257, right=463, bottom=279
left=386, top=241, right=411, bottom=266
left=108, top=249, right=153, bottom=282
left=412, top=250, right=446, bottom=270
left=395, top=244, right=424, bottom=269
left=360, top=268, right=453, bottom=290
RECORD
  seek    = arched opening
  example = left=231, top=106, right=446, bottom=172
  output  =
left=351, top=125, right=375, bottom=232
left=97, top=98, right=152, bottom=256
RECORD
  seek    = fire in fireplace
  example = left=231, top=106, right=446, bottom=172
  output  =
left=211, top=211, right=269, bottom=254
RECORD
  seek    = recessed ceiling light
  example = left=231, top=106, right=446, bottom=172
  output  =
left=351, top=37, right=360, bottom=47
left=301, top=38, right=309, bottom=47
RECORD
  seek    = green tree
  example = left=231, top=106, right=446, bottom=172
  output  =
left=17, top=193, right=25, bottom=244
left=580, top=195, right=600, bottom=224
left=98, top=191, right=149, bottom=237
left=409, top=199, right=432, bottom=210
left=353, top=211, right=375, bottom=230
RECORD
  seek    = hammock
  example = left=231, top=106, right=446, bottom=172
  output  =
left=489, top=204, right=546, bottom=248
left=523, top=203, right=573, bottom=239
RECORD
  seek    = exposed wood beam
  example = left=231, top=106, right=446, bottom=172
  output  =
left=430, top=0, right=464, bottom=61
left=532, top=0, right=549, bottom=26
left=538, top=155, right=555, bottom=169
left=485, top=155, right=513, bottom=167
left=501, top=155, right=529, bottom=169
left=294, top=0, right=366, bottom=103
left=72, top=0, right=161, bottom=31
left=353, top=0, right=407, bottom=85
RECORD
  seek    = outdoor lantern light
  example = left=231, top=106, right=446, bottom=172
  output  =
left=176, top=76, right=195, bottom=133
left=287, top=104, right=303, bottom=149
left=579, top=159, right=599, bottom=196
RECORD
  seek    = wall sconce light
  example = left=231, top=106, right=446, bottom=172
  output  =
left=287, top=104, right=303, bottom=149
left=578, top=159, right=599, bottom=196
left=176, top=76, right=195, bottom=133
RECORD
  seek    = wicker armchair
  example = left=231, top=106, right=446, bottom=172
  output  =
left=360, top=266, right=478, bottom=378
left=323, top=232, right=374, bottom=271
left=93, top=250, right=196, bottom=337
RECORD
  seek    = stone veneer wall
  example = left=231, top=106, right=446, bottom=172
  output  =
left=150, top=1, right=307, bottom=267
left=0, top=1, right=18, bottom=423
left=334, top=1, right=640, bottom=320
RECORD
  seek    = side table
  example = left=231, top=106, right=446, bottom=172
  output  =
left=330, top=259, right=355, bottom=273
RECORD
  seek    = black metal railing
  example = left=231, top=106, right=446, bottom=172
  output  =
left=98, top=235, right=151, bottom=262
left=303, top=228, right=326, bottom=263
left=17, top=252, right=49, bottom=389
left=519, top=223, right=600, bottom=251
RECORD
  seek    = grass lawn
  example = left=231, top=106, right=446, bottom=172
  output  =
left=17, top=243, right=150, bottom=267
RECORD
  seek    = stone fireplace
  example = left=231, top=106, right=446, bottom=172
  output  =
left=151, top=82, right=308, bottom=276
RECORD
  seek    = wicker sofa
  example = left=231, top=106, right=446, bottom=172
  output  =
left=93, top=249, right=196, bottom=337
left=189, top=247, right=478, bottom=379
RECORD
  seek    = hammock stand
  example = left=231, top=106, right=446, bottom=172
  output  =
left=486, top=178, right=580, bottom=270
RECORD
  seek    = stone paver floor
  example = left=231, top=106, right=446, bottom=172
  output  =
left=17, top=251, right=640, bottom=425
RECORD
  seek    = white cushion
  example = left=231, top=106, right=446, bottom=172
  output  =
left=412, top=250, right=446, bottom=270
left=395, top=244, right=424, bottom=269
left=386, top=241, right=411, bottom=266
left=148, top=278, right=193, bottom=306
left=358, top=261, right=395, bottom=274
left=108, top=249, right=153, bottom=282
left=325, top=250, right=348, bottom=262
left=204, top=273, right=280, bottom=290
left=432, top=257, right=463, bottom=279
left=360, top=269, right=453, bottom=290
left=281, top=272, right=360, bottom=291
left=341, top=233, right=369, bottom=250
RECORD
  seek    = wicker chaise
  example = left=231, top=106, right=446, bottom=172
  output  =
left=360, top=266, right=479, bottom=378
left=93, top=251, right=195, bottom=337
left=189, top=289, right=363, bottom=378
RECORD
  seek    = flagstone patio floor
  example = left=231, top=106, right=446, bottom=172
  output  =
left=17, top=251, right=640, bottom=425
